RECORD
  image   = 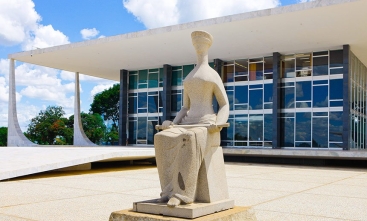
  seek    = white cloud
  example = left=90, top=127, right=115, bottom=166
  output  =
left=80, top=28, right=100, bottom=40
left=90, top=83, right=116, bottom=97
left=299, top=0, right=314, bottom=2
left=123, top=0, right=280, bottom=29
left=0, top=0, right=40, bottom=46
left=22, top=24, right=69, bottom=51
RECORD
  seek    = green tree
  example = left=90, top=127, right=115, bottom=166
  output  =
left=25, top=106, right=72, bottom=145
left=67, top=113, right=106, bottom=144
left=90, top=84, right=119, bottom=128
left=0, top=127, right=7, bottom=146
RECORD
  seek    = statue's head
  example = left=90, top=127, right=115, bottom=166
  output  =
left=191, top=31, right=213, bottom=55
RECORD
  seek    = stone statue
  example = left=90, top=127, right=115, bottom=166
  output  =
left=154, top=30, right=230, bottom=208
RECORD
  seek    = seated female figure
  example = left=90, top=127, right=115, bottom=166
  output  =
left=154, top=31, right=229, bottom=207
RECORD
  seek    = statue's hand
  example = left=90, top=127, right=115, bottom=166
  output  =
left=162, top=120, right=173, bottom=130
left=208, top=124, right=222, bottom=133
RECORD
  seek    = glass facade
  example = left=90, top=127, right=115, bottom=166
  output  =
left=349, top=52, right=367, bottom=150
left=280, top=50, right=344, bottom=148
left=128, top=69, right=163, bottom=145
left=221, top=57, right=273, bottom=148
left=125, top=46, right=367, bottom=150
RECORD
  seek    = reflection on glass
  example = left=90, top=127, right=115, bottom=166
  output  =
left=313, top=85, right=328, bottom=107
left=171, top=70, right=182, bottom=86
left=147, top=121, right=158, bottom=144
left=222, top=118, right=234, bottom=141
left=312, top=117, right=328, bottom=148
left=235, top=86, right=248, bottom=104
left=296, top=102, right=311, bottom=108
left=296, top=54, right=311, bottom=70
left=330, top=68, right=343, bottom=75
left=295, top=142, right=311, bottom=147
left=296, top=81, right=311, bottom=101
left=183, top=64, right=194, bottom=79
left=330, top=50, right=343, bottom=68
left=264, top=84, right=273, bottom=103
left=296, top=112, right=311, bottom=141
left=148, top=72, right=158, bottom=88
left=128, top=121, right=137, bottom=144
left=171, top=93, right=182, bottom=112
left=227, top=90, right=234, bottom=111
left=282, top=59, right=295, bottom=78
left=235, top=60, right=247, bottom=76
left=128, top=96, right=137, bottom=114
left=249, top=63, right=263, bottom=80
left=129, top=74, right=137, bottom=89
left=148, top=96, right=158, bottom=113
left=138, top=70, right=148, bottom=88
left=282, top=87, right=295, bottom=108
left=137, top=118, right=147, bottom=140
left=313, top=56, right=328, bottom=76
left=329, top=112, right=343, bottom=142
left=330, top=79, right=343, bottom=100
left=235, top=117, right=248, bottom=141
left=138, top=92, right=147, bottom=109
left=222, top=65, right=234, bottom=82
left=264, top=114, right=272, bottom=141
left=249, top=114, right=263, bottom=141
left=281, top=118, right=294, bottom=147
left=264, top=57, right=273, bottom=73
left=249, top=89, right=263, bottom=110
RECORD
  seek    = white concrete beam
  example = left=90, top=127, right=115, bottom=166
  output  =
left=73, top=72, right=96, bottom=146
left=7, top=59, right=36, bottom=147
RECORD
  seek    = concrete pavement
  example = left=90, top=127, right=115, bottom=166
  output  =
left=1, top=163, right=367, bottom=221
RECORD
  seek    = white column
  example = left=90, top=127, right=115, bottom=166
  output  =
left=7, top=59, right=36, bottom=146
left=73, top=72, right=96, bottom=146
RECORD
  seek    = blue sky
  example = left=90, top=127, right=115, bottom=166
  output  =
left=0, top=0, right=306, bottom=131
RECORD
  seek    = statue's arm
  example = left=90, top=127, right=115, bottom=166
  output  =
left=172, top=89, right=190, bottom=124
left=214, top=82, right=229, bottom=125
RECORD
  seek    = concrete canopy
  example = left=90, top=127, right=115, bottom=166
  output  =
left=8, top=0, right=367, bottom=82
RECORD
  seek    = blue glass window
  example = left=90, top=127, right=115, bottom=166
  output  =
left=264, top=114, right=272, bottom=142
left=329, top=112, right=343, bottom=142
left=249, top=114, right=263, bottom=141
left=128, top=121, right=137, bottom=144
left=282, top=87, right=295, bottom=108
left=249, top=89, right=263, bottom=110
left=137, top=118, right=147, bottom=140
left=235, top=86, right=248, bottom=104
left=313, top=85, right=328, bottom=107
left=296, top=81, right=311, bottom=101
left=281, top=118, right=294, bottom=147
left=330, top=79, right=343, bottom=100
left=313, top=56, right=328, bottom=76
left=296, top=112, right=311, bottom=141
left=264, top=84, right=273, bottom=103
left=312, top=117, right=328, bottom=148
left=235, top=117, right=248, bottom=141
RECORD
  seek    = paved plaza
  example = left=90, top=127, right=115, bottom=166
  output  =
left=1, top=162, right=367, bottom=221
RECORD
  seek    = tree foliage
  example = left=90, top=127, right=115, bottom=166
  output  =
left=90, top=84, right=119, bottom=128
left=0, top=127, right=7, bottom=146
left=67, top=113, right=106, bottom=144
left=25, top=106, right=106, bottom=145
left=25, top=106, right=71, bottom=145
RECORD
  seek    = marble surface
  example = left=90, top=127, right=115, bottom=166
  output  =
left=0, top=147, right=154, bottom=181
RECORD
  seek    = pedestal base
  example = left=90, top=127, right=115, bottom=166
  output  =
left=133, top=199, right=234, bottom=219
left=109, top=206, right=257, bottom=221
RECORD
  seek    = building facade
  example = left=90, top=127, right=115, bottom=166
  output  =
left=124, top=46, right=367, bottom=151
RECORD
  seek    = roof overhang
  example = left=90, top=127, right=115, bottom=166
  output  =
left=9, top=0, right=367, bottom=81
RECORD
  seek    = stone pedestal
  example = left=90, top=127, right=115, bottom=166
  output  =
left=109, top=206, right=257, bottom=221
left=133, top=199, right=234, bottom=219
